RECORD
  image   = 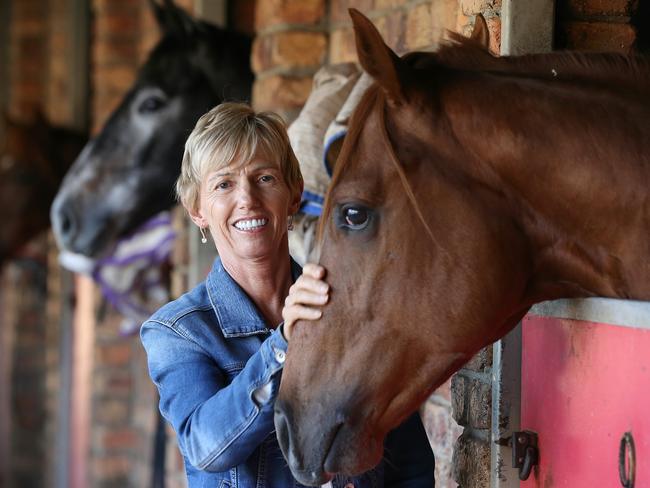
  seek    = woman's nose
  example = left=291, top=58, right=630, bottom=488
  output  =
left=236, top=180, right=259, bottom=207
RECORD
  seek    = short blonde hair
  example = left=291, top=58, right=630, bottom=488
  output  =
left=176, top=102, right=303, bottom=213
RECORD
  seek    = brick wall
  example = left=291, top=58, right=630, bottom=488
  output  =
left=556, top=0, right=638, bottom=52
left=87, top=3, right=193, bottom=486
left=252, top=0, right=328, bottom=121
left=3, top=2, right=51, bottom=488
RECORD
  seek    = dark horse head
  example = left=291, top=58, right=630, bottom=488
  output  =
left=275, top=9, right=650, bottom=485
left=51, top=0, right=253, bottom=258
left=1, top=113, right=86, bottom=266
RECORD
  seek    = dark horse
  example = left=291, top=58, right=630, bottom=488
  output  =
left=274, top=9, right=650, bottom=485
left=1, top=114, right=86, bottom=266
left=50, top=0, right=253, bottom=258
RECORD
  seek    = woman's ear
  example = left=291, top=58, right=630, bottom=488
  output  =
left=187, top=206, right=208, bottom=229
left=289, top=180, right=304, bottom=215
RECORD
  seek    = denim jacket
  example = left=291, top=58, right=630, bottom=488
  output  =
left=141, top=257, right=434, bottom=488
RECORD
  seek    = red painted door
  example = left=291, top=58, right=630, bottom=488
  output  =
left=521, top=314, right=650, bottom=487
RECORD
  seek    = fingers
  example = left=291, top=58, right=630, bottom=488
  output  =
left=282, top=305, right=323, bottom=342
left=302, top=263, right=326, bottom=280
left=282, top=263, right=330, bottom=342
left=286, top=279, right=329, bottom=305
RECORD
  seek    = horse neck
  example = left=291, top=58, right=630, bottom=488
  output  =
left=453, top=71, right=650, bottom=302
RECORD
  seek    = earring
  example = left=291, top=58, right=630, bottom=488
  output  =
left=200, top=227, right=208, bottom=244
left=288, top=215, right=294, bottom=231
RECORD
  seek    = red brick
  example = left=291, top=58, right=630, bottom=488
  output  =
left=252, top=31, right=327, bottom=73
left=330, top=0, right=373, bottom=24
left=93, top=38, right=139, bottom=65
left=93, top=65, right=138, bottom=94
left=255, top=0, right=326, bottom=30
left=374, top=0, right=409, bottom=10
left=252, top=75, right=313, bottom=112
left=13, top=18, right=47, bottom=37
left=431, top=0, right=460, bottom=37
left=93, top=0, right=140, bottom=14
left=374, top=9, right=406, bottom=54
left=97, top=342, right=132, bottom=366
left=406, top=3, right=433, bottom=50
left=95, top=399, right=130, bottom=426
left=329, top=27, right=357, bottom=64
left=460, top=0, right=502, bottom=15
left=563, top=0, right=634, bottom=17
left=485, top=15, right=501, bottom=54
left=95, top=11, right=140, bottom=38
left=92, top=455, right=131, bottom=478
left=563, top=20, right=636, bottom=52
left=101, top=428, right=138, bottom=450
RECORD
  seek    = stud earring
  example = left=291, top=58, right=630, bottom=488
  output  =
left=288, top=215, right=294, bottom=231
left=200, top=227, right=208, bottom=244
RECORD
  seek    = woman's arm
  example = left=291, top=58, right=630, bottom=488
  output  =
left=141, top=321, right=287, bottom=472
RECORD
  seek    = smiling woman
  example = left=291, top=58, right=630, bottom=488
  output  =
left=140, top=102, right=435, bottom=488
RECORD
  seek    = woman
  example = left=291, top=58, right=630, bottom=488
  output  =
left=141, top=103, right=435, bottom=487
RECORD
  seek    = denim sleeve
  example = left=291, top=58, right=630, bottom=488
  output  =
left=383, top=412, right=436, bottom=487
left=140, top=320, right=288, bottom=472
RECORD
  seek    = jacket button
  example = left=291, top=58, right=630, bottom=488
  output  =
left=274, top=348, right=286, bottom=363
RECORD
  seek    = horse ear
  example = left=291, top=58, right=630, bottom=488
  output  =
left=349, top=8, right=406, bottom=104
left=470, top=14, right=490, bottom=50
left=149, top=0, right=198, bottom=38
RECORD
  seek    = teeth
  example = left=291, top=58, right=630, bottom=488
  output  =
left=235, top=218, right=268, bottom=230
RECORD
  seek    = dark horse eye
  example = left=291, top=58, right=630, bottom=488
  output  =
left=138, top=95, right=167, bottom=113
left=338, top=204, right=371, bottom=231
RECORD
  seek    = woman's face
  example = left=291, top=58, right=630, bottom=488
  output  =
left=191, top=152, right=301, bottom=265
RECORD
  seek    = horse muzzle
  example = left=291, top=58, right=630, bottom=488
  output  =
left=274, top=398, right=382, bottom=486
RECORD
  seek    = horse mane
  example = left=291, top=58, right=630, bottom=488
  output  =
left=408, top=33, right=650, bottom=95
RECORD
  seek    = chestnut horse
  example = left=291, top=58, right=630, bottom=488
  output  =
left=50, top=0, right=253, bottom=258
left=275, top=9, right=650, bottom=485
left=0, top=114, right=86, bottom=266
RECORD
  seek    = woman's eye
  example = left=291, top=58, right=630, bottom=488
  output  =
left=259, top=174, right=275, bottom=183
left=216, top=181, right=231, bottom=190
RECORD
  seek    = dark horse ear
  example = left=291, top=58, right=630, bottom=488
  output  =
left=149, top=0, right=198, bottom=38
left=349, top=8, right=407, bottom=104
left=470, top=14, right=490, bottom=50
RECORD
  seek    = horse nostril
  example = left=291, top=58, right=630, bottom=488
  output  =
left=275, top=403, right=305, bottom=471
left=274, top=406, right=291, bottom=454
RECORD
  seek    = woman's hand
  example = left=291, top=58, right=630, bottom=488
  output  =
left=282, top=263, right=329, bottom=341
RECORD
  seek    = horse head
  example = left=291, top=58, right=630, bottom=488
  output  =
left=51, top=0, right=253, bottom=258
left=1, top=112, right=86, bottom=265
left=275, top=9, right=650, bottom=485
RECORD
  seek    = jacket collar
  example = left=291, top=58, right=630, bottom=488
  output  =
left=206, top=256, right=302, bottom=338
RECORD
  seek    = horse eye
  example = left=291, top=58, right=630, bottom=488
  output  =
left=340, top=205, right=370, bottom=230
left=138, top=95, right=167, bottom=113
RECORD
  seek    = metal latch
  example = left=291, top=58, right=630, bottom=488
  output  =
left=512, top=430, right=539, bottom=480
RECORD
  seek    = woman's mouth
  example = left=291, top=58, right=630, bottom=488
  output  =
left=234, top=218, right=269, bottom=231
